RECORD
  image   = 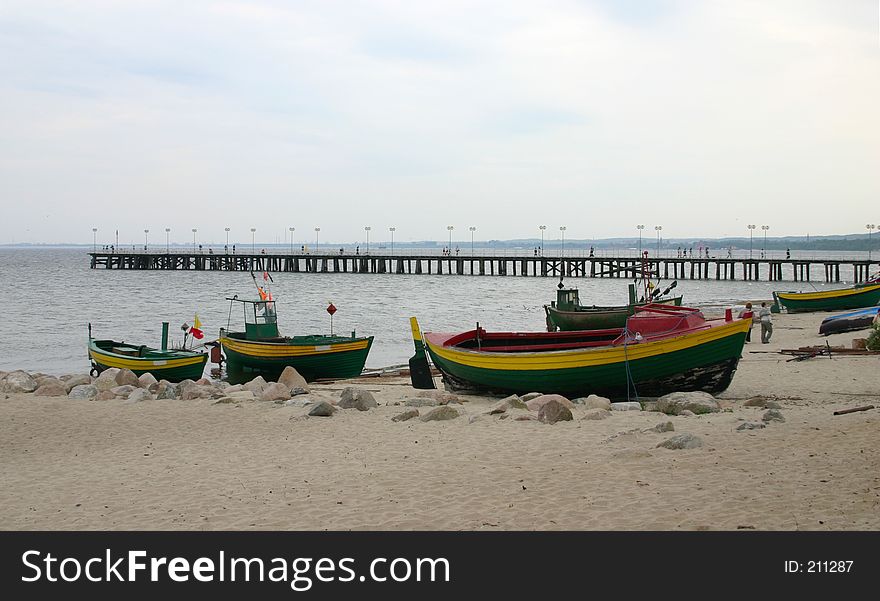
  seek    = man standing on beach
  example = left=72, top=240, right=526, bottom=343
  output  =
left=759, top=302, right=773, bottom=343
left=738, top=302, right=754, bottom=342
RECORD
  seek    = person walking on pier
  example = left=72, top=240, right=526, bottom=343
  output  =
left=759, top=302, right=773, bottom=343
left=589, top=246, right=594, bottom=257
left=786, top=248, right=791, bottom=259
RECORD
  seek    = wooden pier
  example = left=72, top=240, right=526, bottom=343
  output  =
left=88, top=252, right=878, bottom=283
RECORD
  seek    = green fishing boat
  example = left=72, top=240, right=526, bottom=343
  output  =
left=773, top=282, right=880, bottom=313
left=218, top=296, right=373, bottom=382
left=545, top=281, right=682, bottom=331
left=88, top=322, right=208, bottom=382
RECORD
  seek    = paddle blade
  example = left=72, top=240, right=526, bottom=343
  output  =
left=409, top=354, right=436, bottom=389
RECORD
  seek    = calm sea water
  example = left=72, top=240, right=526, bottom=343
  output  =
left=0, top=248, right=871, bottom=375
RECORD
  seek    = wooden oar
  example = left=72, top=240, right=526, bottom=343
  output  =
left=408, top=317, right=436, bottom=389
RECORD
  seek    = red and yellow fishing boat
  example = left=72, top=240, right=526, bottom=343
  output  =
left=412, top=305, right=750, bottom=398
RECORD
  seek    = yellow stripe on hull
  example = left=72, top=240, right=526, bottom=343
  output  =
left=775, top=284, right=880, bottom=301
left=88, top=349, right=205, bottom=371
left=219, top=336, right=371, bottom=358
left=425, top=318, right=750, bottom=371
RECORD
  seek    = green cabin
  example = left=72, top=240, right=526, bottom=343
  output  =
left=232, top=298, right=280, bottom=340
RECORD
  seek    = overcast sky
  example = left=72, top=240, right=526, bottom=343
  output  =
left=1, top=0, right=877, bottom=245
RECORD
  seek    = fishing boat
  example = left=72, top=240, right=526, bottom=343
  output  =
left=218, top=296, right=373, bottom=382
left=545, top=281, right=682, bottom=331
left=88, top=322, right=208, bottom=382
left=412, top=304, right=750, bottom=398
left=773, top=281, right=880, bottom=313
left=818, top=306, right=880, bottom=336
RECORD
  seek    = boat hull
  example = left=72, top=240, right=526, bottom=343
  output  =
left=424, top=319, right=749, bottom=399
left=220, top=334, right=374, bottom=382
left=774, top=284, right=880, bottom=313
left=818, top=307, right=880, bottom=336
left=89, top=341, right=208, bottom=382
left=546, top=296, right=683, bottom=331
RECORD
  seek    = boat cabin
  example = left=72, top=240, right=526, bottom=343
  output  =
left=228, top=298, right=279, bottom=340
left=552, top=288, right=580, bottom=311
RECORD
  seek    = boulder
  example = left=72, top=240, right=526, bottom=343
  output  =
left=34, top=381, right=68, bottom=397
left=260, top=382, right=292, bottom=402
left=420, top=406, right=461, bottom=422
left=762, top=409, right=785, bottom=423
left=763, top=401, right=782, bottom=410
left=62, top=374, right=92, bottom=392
left=35, top=375, right=62, bottom=387
left=737, top=422, right=766, bottom=431
left=308, top=401, right=336, bottom=417
left=137, top=372, right=158, bottom=389
left=487, top=395, right=528, bottom=415
left=392, top=409, right=420, bottom=422
left=278, top=366, right=310, bottom=393
left=656, top=391, right=720, bottom=415
left=283, top=397, right=316, bottom=408
left=94, top=369, right=121, bottom=391
left=1, top=371, right=37, bottom=393
left=114, top=369, right=140, bottom=387
left=416, top=389, right=462, bottom=405
left=110, top=385, right=136, bottom=398
left=68, top=384, right=98, bottom=400
left=179, top=384, right=216, bottom=400
left=339, top=387, right=378, bottom=411
left=155, top=382, right=178, bottom=400
left=224, top=384, right=244, bottom=393
left=95, top=390, right=116, bottom=401
left=290, top=387, right=309, bottom=397
left=679, top=410, right=695, bottom=417
left=537, top=399, right=573, bottom=424
left=582, top=408, right=611, bottom=420
left=195, top=378, right=213, bottom=386
left=243, top=376, right=268, bottom=395
left=226, top=391, right=256, bottom=401
left=525, top=394, right=574, bottom=412
left=405, top=397, right=439, bottom=408
left=610, top=402, right=642, bottom=411
left=580, top=395, right=612, bottom=410
left=521, top=392, right=543, bottom=402
left=646, top=421, right=675, bottom=433
left=657, top=433, right=704, bottom=450
left=127, top=388, right=152, bottom=403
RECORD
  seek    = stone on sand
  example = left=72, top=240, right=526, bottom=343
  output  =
left=521, top=392, right=543, bottom=402
left=339, top=387, right=378, bottom=411
left=127, top=388, right=152, bottom=403
left=68, top=384, right=99, bottom=400
left=405, top=397, right=439, bottom=407
left=487, top=395, right=528, bottom=414
left=1, top=371, right=38, bottom=393
left=646, top=421, right=675, bottom=433
left=308, top=401, right=336, bottom=417
left=656, top=391, right=720, bottom=415
left=737, top=422, right=766, bottom=431
left=34, top=381, right=68, bottom=397
left=579, top=395, right=612, bottom=410
left=392, top=408, right=420, bottom=422
left=657, top=433, right=703, bottom=450
left=114, top=368, right=140, bottom=388
left=762, top=409, right=785, bottom=423
left=610, top=401, right=642, bottom=411
left=61, top=374, right=92, bottom=392
left=243, top=376, right=268, bottom=395
left=537, top=399, right=573, bottom=424
left=582, top=408, right=611, bottom=420
left=420, top=406, right=460, bottom=422
left=260, top=382, right=292, bottom=402
left=278, top=366, right=309, bottom=393
left=138, top=373, right=158, bottom=389
left=94, top=369, right=121, bottom=391
left=525, top=394, right=574, bottom=412
left=110, top=385, right=136, bottom=398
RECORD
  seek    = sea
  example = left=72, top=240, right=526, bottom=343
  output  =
left=0, top=247, right=873, bottom=376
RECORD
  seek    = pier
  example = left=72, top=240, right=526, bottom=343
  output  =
left=88, top=252, right=878, bottom=283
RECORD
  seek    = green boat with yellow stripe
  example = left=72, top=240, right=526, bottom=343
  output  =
left=773, top=282, right=880, bottom=313
left=413, top=304, right=750, bottom=398
left=88, top=323, right=208, bottom=382
left=219, top=297, right=373, bottom=382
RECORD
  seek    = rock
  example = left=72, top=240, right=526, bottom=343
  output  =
left=737, top=422, right=766, bottom=431
left=308, top=401, right=336, bottom=417
left=290, top=387, right=309, bottom=397
left=278, top=366, right=310, bottom=392
left=580, top=395, right=612, bottom=410
left=416, top=389, right=462, bottom=405
left=656, top=391, right=720, bottom=415
left=243, top=376, right=268, bottom=395
left=35, top=375, right=62, bottom=387
left=179, top=384, right=216, bottom=400
left=521, top=392, right=543, bottom=402
left=138, top=373, right=158, bottom=389
left=110, top=385, right=136, bottom=398
left=641, top=401, right=659, bottom=412
left=392, top=409, right=421, bottom=422
left=538, top=399, right=573, bottom=424
left=1, top=370, right=38, bottom=393
left=260, top=382, right=292, bottom=402
left=127, top=388, right=152, bottom=403
left=155, top=382, right=178, bottom=400
left=610, top=401, right=642, bottom=411
left=213, top=397, right=240, bottom=405
left=95, top=390, right=116, bottom=401
left=420, top=406, right=460, bottom=422
left=657, top=433, right=704, bottom=450
left=679, top=410, right=695, bottom=417
left=514, top=413, right=537, bottom=422
left=94, top=369, right=121, bottom=391
left=62, top=374, right=92, bottom=392
left=744, top=397, right=768, bottom=407
left=114, top=368, right=140, bottom=387
left=282, top=397, right=314, bottom=408
left=339, top=387, right=378, bottom=411
left=646, top=421, right=675, bottom=433
left=525, top=394, right=574, bottom=411
left=764, top=401, right=782, bottom=410
left=487, top=395, right=528, bottom=414
left=762, top=409, right=785, bottom=423
left=195, top=378, right=213, bottom=386
left=405, top=397, right=439, bottom=407
left=582, top=408, right=611, bottom=420
left=224, top=384, right=244, bottom=393
left=34, top=381, right=68, bottom=397
left=68, top=384, right=98, bottom=400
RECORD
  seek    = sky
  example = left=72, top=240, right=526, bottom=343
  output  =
left=1, top=0, right=878, bottom=245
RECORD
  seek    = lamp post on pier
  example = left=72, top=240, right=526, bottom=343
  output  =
left=469, top=226, right=476, bottom=255
left=289, top=227, right=295, bottom=254
left=761, top=225, right=769, bottom=258
left=224, top=227, right=230, bottom=249
left=315, top=227, right=320, bottom=252
left=365, top=226, right=371, bottom=254
left=654, top=225, right=662, bottom=257
left=747, top=224, right=756, bottom=259
left=539, top=225, right=546, bottom=256
left=867, top=224, right=875, bottom=261
left=446, top=225, right=454, bottom=253
left=250, top=227, right=256, bottom=254
left=637, top=224, right=644, bottom=257
left=144, top=229, right=149, bottom=251
left=389, top=227, right=396, bottom=255
left=559, top=226, right=567, bottom=257
left=92, top=228, right=97, bottom=252
left=165, top=228, right=171, bottom=253
left=192, top=228, right=197, bottom=252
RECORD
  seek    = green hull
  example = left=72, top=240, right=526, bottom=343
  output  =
left=546, top=296, right=683, bottom=331
left=221, top=334, right=374, bottom=383
left=429, top=328, right=746, bottom=399
left=89, top=340, right=208, bottom=383
left=774, top=285, right=880, bottom=313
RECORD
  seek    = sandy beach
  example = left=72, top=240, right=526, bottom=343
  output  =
left=1, top=311, right=878, bottom=531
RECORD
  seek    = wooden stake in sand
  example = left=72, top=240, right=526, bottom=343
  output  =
left=832, top=405, right=875, bottom=416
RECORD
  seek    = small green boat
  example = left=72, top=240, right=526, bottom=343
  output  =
left=218, top=296, right=373, bottom=382
left=545, top=282, right=682, bottom=331
left=88, top=322, right=208, bottom=382
left=773, top=282, right=880, bottom=313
